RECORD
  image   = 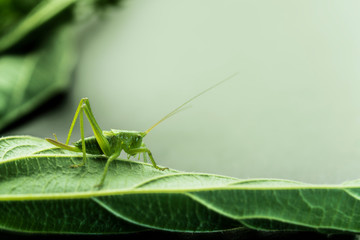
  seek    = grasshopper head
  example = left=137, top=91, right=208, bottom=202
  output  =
left=130, top=132, right=145, bottom=149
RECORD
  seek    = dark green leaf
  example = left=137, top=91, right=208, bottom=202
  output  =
left=0, top=136, right=359, bottom=234
left=0, top=136, right=240, bottom=233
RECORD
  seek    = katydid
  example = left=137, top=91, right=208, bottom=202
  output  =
left=46, top=73, right=236, bottom=187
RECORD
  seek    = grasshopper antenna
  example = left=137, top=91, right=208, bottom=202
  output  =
left=144, top=72, right=238, bottom=135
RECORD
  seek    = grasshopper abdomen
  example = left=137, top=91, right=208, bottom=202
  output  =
left=74, top=136, right=103, bottom=155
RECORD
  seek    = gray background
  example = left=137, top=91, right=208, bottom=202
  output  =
left=6, top=0, right=360, bottom=184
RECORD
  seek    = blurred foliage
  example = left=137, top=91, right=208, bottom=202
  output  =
left=0, top=25, right=76, bottom=131
left=0, top=0, right=123, bottom=53
left=0, top=0, right=123, bottom=132
left=95, top=0, right=122, bottom=9
left=0, top=0, right=39, bottom=35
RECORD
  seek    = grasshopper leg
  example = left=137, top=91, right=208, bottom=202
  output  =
left=61, top=98, right=112, bottom=168
left=135, top=152, right=147, bottom=162
left=143, top=152, right=148, bottom=163
left=127, top=146, right=168, bottom=171
left=95, top=148, right=121, bottom=188
left=72, top=104, right=87, bottom=168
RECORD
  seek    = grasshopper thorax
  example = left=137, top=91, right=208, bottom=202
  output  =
left=110, top=129, right=145, bottom=150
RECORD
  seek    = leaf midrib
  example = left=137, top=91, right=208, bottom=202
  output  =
left=0, top=184, right=356, bottom=201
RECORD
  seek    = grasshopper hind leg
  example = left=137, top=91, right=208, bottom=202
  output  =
left=71, top=105, right=87, bottom=168
left=61, top=98, right=111, bottom=169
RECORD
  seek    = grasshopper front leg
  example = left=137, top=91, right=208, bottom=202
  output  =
left=95, top=148, right=121, bottom=188
left=127, top=144, right=168, bottom=171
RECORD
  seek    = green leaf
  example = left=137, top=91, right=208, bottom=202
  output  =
left=0, top=136, right=360, bottom=235
left=0, top=25, right=76, bottom=131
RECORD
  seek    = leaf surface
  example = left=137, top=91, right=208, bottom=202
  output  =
left=0, top=136, right=359, bottom=234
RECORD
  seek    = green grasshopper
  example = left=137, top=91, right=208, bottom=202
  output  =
left=46, top=74, right=236, bottom=187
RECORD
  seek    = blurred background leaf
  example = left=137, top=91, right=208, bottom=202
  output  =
left=0, top=0, right=123, bottom=132
left=0, top=25, right=76, bottom=131
left=0, top=0, right=39, bottom=35
left=0, top=0, right=75, bottom=53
